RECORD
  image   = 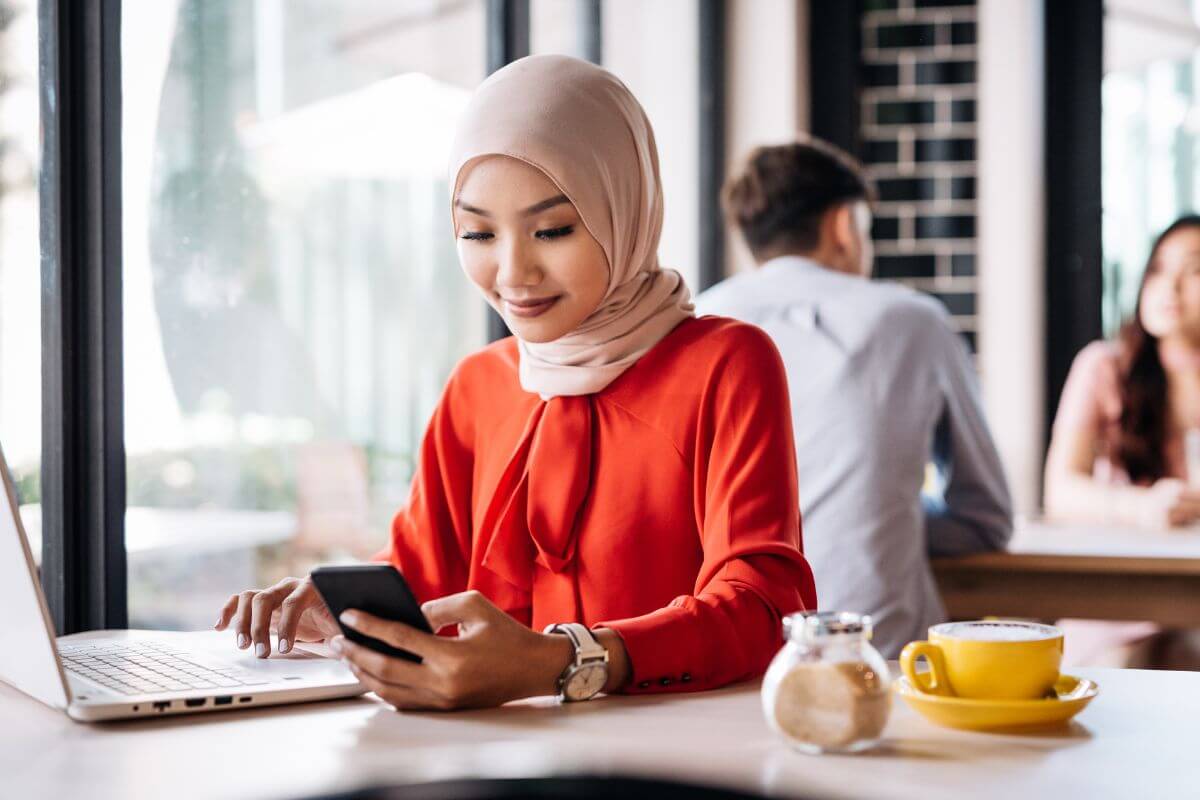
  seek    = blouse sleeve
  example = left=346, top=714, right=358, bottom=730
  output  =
left=376, top=369, right=476, bottom=605
left=1052, top=340, right=1122, bottom=438
left=601, top=325, right=818, bottom=693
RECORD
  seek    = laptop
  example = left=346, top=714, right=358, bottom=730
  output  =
left=0, top=447, right=365, bottom=721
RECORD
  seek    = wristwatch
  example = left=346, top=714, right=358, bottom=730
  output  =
left=544, top=622, right=609, bottom=702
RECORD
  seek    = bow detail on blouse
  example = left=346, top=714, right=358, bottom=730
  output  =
left=479, top=395, right=594, bottom=592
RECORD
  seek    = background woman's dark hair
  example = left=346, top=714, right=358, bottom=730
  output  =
left=1117, top=215, right=1200, bottom=482
left=723, top=138, right=874, bottom=261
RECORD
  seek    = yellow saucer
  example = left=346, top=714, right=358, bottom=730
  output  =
left=895, top=674, right=1099, bottom=731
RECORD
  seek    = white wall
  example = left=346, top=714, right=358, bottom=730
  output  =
left=603, top=0, right=701, bottom=291
left=723, top=0, right=809, bottom=276
left=977, top=0, right=1045, bottom=517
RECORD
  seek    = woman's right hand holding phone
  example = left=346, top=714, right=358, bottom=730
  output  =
left=213, top=576, right=340, bottom=658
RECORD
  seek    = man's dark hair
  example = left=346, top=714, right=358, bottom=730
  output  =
left=723, top=138, right=873, bottom=261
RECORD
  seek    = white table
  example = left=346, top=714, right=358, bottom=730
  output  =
left=933, top=520, right=1200, bottom=626
left=2, top=644, right=1196, bottom=799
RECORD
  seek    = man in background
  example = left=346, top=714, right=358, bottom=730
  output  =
left=696, top=138, right=1012, bottom=656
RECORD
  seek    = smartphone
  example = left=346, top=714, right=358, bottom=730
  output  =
left=310, top=564, right=433, bottom=662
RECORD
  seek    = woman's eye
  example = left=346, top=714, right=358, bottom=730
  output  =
left=460, top=231, right=493, bottom=242
left=535, top=225, right=574, bottom=241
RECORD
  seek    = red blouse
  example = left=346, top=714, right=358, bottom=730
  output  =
left=385, top=315, right=817, bottom=693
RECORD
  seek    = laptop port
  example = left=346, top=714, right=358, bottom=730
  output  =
left=184, top=698, right=206, bottom=708
left=214, top=696, right=233, bottom=706
left=238, top=696, right=252, bottom=703
left=152, top=701, right=171, bottom=712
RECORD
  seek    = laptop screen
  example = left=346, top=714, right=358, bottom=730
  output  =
left=0, top=448, right=70, bottom=709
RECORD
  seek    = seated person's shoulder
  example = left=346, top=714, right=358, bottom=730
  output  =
left=444, top=337, right=520, bottom=400
left=1070, top=339, right=1122, bottom=375
left=684, top=315, right=786, bottom=375
left=692, top=270, right=761, bottom=317
left=872, top=280, right=952, bottom=325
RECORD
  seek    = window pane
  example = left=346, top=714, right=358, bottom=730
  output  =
left=1102, top=1, right=1200, bottom=334
left=0, top=1, right=41, bottom=543
left=122, top=0, right=487, bottom=630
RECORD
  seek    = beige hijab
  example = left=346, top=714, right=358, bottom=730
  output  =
left=448, top=54, right=694, bottom=398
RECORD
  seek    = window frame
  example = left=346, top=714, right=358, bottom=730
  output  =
left=38, top=0, right=128, bottom=634
left=1044, top=0, right=1103, bottom=443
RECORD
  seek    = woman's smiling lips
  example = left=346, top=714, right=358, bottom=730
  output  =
left=502, top=295, right=561, bottom=318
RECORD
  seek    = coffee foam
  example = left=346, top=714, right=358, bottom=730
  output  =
left=935, top=621, right=1060, bottom=642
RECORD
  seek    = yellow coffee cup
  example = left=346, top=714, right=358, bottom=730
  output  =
left=899, top=621, right=1063, bottom=700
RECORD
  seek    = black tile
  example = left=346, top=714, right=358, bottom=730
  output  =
left=951, top=253, right=976, bottom=276
left=915, top=59, right=976, bottom=85
left=931, top=291, right=976, bottom=316
left=875, top=100, right=936, bottom=125
left=951, top=21, right=977, bottom=45
left=916, top=215, right=975, bottom=239
left=877, top=177, right=938, bottom=202
left=949, top=176, right=975, bottom=199
left=872, top=216, right=901, bottom=240
left=950, top=98, right=976, bottom=122
left=876, top=23, right=937, bottom=49
left=916, top=137, right=975, bottom=162
left=863, top=62, right=901, bottom=87
left=875, top=254, right=937, bottom=279
left=863, top=0, right=899, bottom=10
left=914, top=0, right=976, bottom=7
left=863, top=138, right=900, bottom=164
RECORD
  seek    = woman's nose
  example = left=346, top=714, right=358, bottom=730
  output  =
left=496, top=239, right=542, bottom=287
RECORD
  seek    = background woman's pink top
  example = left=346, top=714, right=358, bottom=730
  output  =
left=1054, top=340, right=1187, bottom=483
left=1053, top=340, right=1166, bottom=663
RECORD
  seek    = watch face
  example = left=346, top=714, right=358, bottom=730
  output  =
left=565, top=663, right=608, bottom=701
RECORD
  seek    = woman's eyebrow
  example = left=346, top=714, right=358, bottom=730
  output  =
left=521, top=194, right=569, bottom=215
left=453, top=195, right=568, bottom=217
left=454, top=198, right=490, bottom=217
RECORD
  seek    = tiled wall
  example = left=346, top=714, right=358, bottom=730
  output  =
left=859, top=0, right=978, bottom=350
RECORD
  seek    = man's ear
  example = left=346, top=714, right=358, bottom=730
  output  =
left=827, top=202, right=857, bottom=256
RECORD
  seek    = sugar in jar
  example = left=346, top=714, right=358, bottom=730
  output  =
left=761, top=611, right=891, bottom=754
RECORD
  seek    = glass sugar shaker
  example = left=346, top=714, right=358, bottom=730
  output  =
left=761, top=611, right=891, bottom=755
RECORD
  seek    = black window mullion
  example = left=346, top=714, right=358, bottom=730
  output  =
left=698, top=0, right=726, bottom=290
left=483, top=0, right=530, bottom=343
left=808, top=0, right=863, bottom=158
left=38, top=0, right=127, bottom=634
left=579, top=0, right=602, bottom=64
left=1044, top=0, right=1103, bottom=445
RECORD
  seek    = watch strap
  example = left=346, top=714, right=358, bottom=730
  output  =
left=546, top=622, right=607, bottom=665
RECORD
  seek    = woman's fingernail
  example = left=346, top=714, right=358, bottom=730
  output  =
left=237, top=634, right=248, bottom=649
left=255, top=642, right=266, bottom=658
left=329, top=636, right=344, bottom=654
left=339, top=611, right=357, bottom=627
left=213, top=619, right=222, bottom=630
left=278, top=638, right=291, bottom=654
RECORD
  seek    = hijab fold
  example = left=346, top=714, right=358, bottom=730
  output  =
left=448, top=55, right=694, bottom=600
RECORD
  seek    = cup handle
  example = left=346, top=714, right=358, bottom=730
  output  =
left=900, top=640, right=953, bottom=697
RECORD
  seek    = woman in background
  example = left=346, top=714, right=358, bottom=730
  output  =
left=215, top=55, right=816, bottom=708
left=1045, top=215, right=1200, bottom=667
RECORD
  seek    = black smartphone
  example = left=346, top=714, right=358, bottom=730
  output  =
left=310, top=564, right=433, bottom=663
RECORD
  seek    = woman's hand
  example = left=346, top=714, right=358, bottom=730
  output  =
left=331, top=589, right=623, bottom=711
left=214, top=576, right=340, bottom=658
left=1135, top=479, right=1200, bottom=528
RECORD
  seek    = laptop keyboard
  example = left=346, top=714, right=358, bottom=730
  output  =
left=60, top=640, right=272, bottom=696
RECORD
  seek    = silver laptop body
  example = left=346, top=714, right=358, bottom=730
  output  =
left=0, top=445, right=365, bottom=721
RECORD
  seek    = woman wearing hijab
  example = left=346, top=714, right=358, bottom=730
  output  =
left=216, top=55, right=816, bottom=709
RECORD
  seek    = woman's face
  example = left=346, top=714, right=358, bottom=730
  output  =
left=1140, top=228, right=1200, bottom=343
left=454, top=156, right=609, bottom=343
